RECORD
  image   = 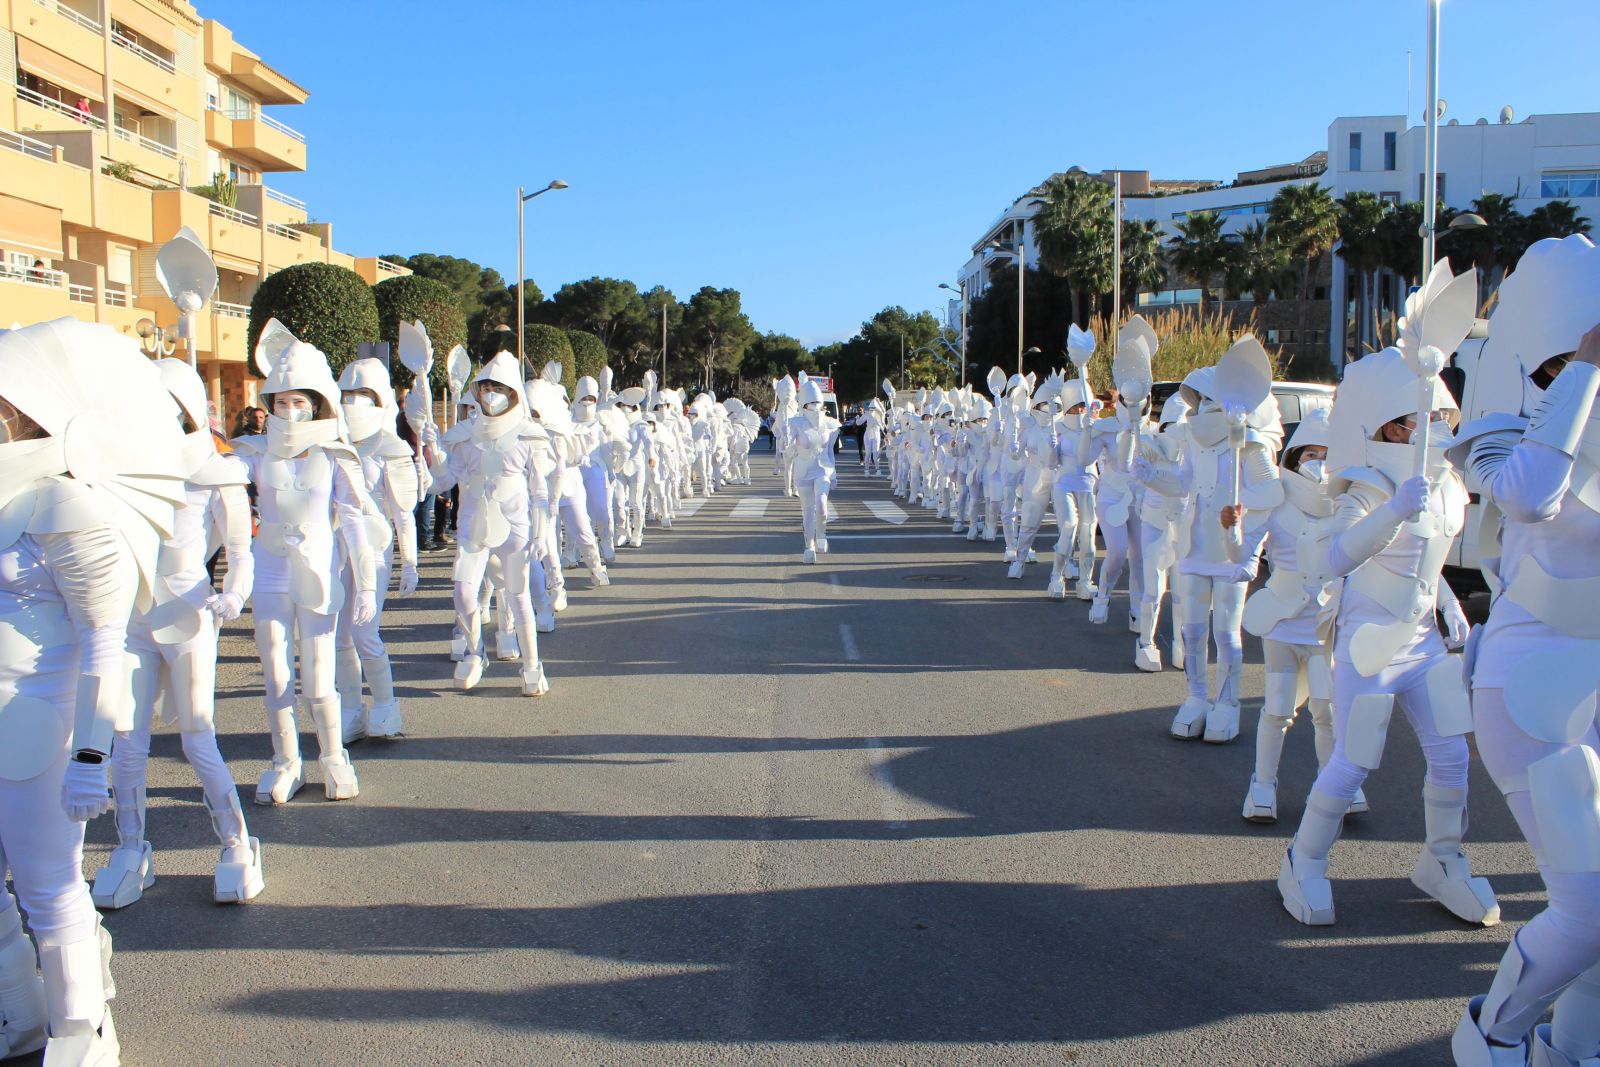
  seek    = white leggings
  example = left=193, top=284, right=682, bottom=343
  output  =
left=1255, top=638, right=1334, bottom=783
left=798, top=481, right=830, bottom=547
left=579, top=463, right=612, bottom=549
left=1472, top=686, right=1600, bottom=1054
left=1177, top=572, right=1246, bottom=705
left=558, top=479, right=598, bottom=562
left=455, top=534, right=539, bottom=667
left=254, top=592, right=337, bottom=711
left=1098, top=514, right=1143, bottom=606
left=0, top=755, right=94, bottom=948
left=336, top=556, right=390, bottom=662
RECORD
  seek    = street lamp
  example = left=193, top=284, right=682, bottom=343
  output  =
left=517, top=179, right=568, bottom=376
left=938, top=280, right=968, bottom=387
left=1419, top=0, right=1442, bottom=276
left=986, top=238, right=1027, bottom=373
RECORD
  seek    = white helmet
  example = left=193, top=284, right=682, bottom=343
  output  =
left=337, top=356, right=397, bottom=442
left=575, top=375, right=600, bottom=403
left=471, top=351, right=525, bottom=417
left=1482, top=233, right=1600, bottom=417
left=254, top=318, right=343, bottom=426
left=1326, top=346, right=1458, bottom=491
left=156, top=357, right=220, bottom=473
left=524, top=377, right=573, bottom=433
left=799, top=380, right=825, bottom=408
left=1157, top=392, right=1189, bottom=428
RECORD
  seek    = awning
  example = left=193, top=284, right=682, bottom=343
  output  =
left=109, top=0, right=178, bottom=52
left=112, top=82, right=175, bottom=119
left=0, top=196, right=66, bottom=258
left=16, top=39, right=104, bottom=101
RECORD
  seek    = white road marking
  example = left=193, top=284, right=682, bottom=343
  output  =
left=824, top=500, right=839, bottom=521
left=823, top=533, right=967, bottom=541
left=864, top=500, right=908, bottom=525
left=864, top=738, right=909, bottom=830
left=729, top=498, right=769, bottom=520
left=838, top=622, right=860, bottom=661
left=677, top=497, right=707, bottom=518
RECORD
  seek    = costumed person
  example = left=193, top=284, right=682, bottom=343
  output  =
left=1232, top=407, right=1352, bottom=823
left=1277, top=263, right=1494, bottom=929
left=995, top=372, right=1034, bottom=563
left=329, top=355, right=419, bottom=743
left=527, top=365, right=608, bottom=596
left=687, top=395, right=717, bottom=497
left=772, top=377, right=798, bottom=493
left=1057, top=325, right=1103, bottom=599
left=725, top=398, right=758, bottom=486
left=1013, top=373, right=1065, bottom=582
left=1131, top=392, right=1190, bottom=668
left=613, top=382, right=651, bottom=546
left=94, top=358, right=264, bottom=911
left=955, top=391, right=992, bottom=539
left=647, top=391, right=678, bottom=528
left=570, top=373, right=618, bottom=560
left=1155, top=337, right=1283, bottom=744
left=430, top=352, right=553, bottom=696
left=0, top=319, right=190, bottom=1063
left=1446, top=235, right=1600, bottom=1067
left=789, top=378, right=842, bottom=563
left=233, top=320, right=375, bottom=805
left=858, top=398, right=886, bottom=475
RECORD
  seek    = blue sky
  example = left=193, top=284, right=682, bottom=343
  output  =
left=224, top=0, right=1597, bottom=347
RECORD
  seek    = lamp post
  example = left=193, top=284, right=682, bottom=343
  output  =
left=516, top=179, right=568, bottom=376
left=1420, top=0, right=1441, bottom=276
left=987, top=237, right=1026, bottom=373
left=939, top=280, right=968, bottom=387
left=658, top=301, right=669, bottom=387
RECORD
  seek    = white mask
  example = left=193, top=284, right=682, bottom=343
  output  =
left=1298, top=458, right=1327, bottom=484
left=575, top=400, right=596, bottom=419
left=1031, top=408, right=1052, bottom=426
left=282, top=407, right=313, bottom=424
left=342, top=394, right=375, bottom=409
left=481, top=391, right=510, bottom=416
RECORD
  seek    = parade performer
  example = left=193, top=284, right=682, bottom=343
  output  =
left=1132, top=393, right=1190, bottom=666
left=94, top=358, right=264, bottom=912
left=956, top=392, right=992, bottom=539
left=233, top=320, right=375, bottom=805
left=992, top=371, right=1034, bottom=563
left=725, top=398, right=759, bottom=486
left=858, top=398, right=886, bottom=475
left=1013, top=373, right=1066, bottom=582
left=571, top=373, right=619, bottom=560
left=1447, top=235, right=1600, bottom=1067
left=528, top=365, right=608, bottom=596
left=687, top=394, right=717, bottom=497
left=1278, top=263, right=1495, bottom=928
left=773, top=377, right=798, bottom=494
left=0, top=318, right=189, bottom=1063
left=1233, top=408, right=1352, bottom=823
left=789, top=378, right=842, bottom=563
left=431, top=352, right=554, bottom=696
left=331, top=355, right=419, bottom=743
left=1059, top=324, right=1103, bottom=600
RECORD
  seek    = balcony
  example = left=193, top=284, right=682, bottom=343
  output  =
left=21, top=0, right=105, bottom=70
left=16, top=82, right=106, bottom=132
left=109, top=22, right=187, bottom=111
left=109, top=122, right=181, bottom=182
left=203, top=21, right=308, bottom=105
left=112, top=24, right=176, bottom=75
left=354, top=257, right=411, bottom=285
left=207, top=200, right=263, bottom=263
left=229, top=112, right=306, bottom=172
left=0, top=265, right=74, bottom=325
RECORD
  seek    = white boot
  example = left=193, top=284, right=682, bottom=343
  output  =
left=1134, top=603, right=1162, bottom=672
left=1047, top=573, right=1067, bottom=600
left=1204, top=700, right=1241, bottom=744
left=361, top=655, right=403, bottom=740
left=1088, top=594, right=1109, bottom=625
left=450, top=632, right=467, bottom=662
left=1170, top=697, right=1209, bottom=739
left=1531, top=1024, right=1599, bottom=1067
left=1278, top=789, right=1347, bottom=925
left=1241, top=777, right=1278, bottom=823
left=0, top=893, right=47, bottom=1059
left=803, top=547, right=817, bottom=564
left=1134, top=642, right=1162, bottom=673
left=521, top=664, right=550, bottom=697
left=1007, top=559, right=1025, bottom=580
left=90, top=788, right=153, bottom=910
left=1411, top=783, right=1500, bottom=925
left=255, top=705, right=303, bottom=806
left=207, top=790, right=265, bottom=904
left=455, top=646, right=485, bottom=690
left=309, top=697, right=360, bottom=802
left=335, top=644, right=366, bottom=743
left=584, top=549, right=610, bottom=587
left=1453, top=978, right=1532, bottom=1067
left=37, top=925, right=118, bottom=1067
left=1347, top=786, right=1371, bottom=816
left=495, top=628, right=520, bottom=661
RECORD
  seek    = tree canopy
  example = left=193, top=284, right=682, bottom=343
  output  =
left=372, top=274, right=467, bottom=392
left=247, top=261, right=378, bottom=379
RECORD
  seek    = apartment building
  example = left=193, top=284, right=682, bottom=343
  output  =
left=0, top=0, right=408, bottom=419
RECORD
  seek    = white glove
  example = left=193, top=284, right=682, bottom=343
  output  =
left=204, top=591, right=244, bottom=622
left=352, top=589, right=378, bottom=626
left=423, top=422, right=440, bottom=449
left=1131, top=457, right=1155, bottom=482
left=1441, top=598, right=1471, bottom=650
left=398, top=563, right=419, bottom=597
left=1392, top=476, right=1430, bottom=522
left=62, top=758, right=111, bottom=822
left=1230, top=559, right=1259, bottom=584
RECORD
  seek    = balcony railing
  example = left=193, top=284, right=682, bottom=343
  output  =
left=265, top=222, right=300, bottom=242
left=213, top=300, right=250, bottom=319
left=16, top=84, right=106, bottom=129
left=68, top=283, right=95, bottom=304
left=264, top=187, right=307, bottom=210
left=112, top=30, right=177, bottom=75
left=256, top=113, right=305, bottom=143
left=0, top=265, right=70, bottom=289
left=31, top=0, right=102, bottom=34
left=104, top=288, right=129, bottom=308
left=376, top=259, right=405, bottom=276
left=0, top=126, right=56, bottom=162
left=112, top=124, right=179, bottom=159
left=207, top=201, right=259, bottom=226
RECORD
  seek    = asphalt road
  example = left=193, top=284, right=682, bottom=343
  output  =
left=36, top=446, right=1527, bottom=1066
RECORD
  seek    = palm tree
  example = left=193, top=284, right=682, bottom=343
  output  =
left=1167, top=211, right=1229, bottom=315
left=1525, top=199, right=1593, bottom=241
left=1119, top=218, right=1167, bottom=308
left=1032, top=172, right=1114, bottom=326
left=1336, top=191, right=1392, bottom=356
left=1268, top=183, right=1341, bottom=364
left=1226, top=221, right=1296, bottom=310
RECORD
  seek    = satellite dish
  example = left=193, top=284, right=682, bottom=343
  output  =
left=1499, top=105, right=1514, bottom=124
left=1436, top=98, right=1448, bottom=119
left=1448, top=118, right=1460, bottom=126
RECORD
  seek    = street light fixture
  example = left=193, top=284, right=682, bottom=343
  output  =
left=1420, top=0, right=1443, bottom=276
left=986, top=238, right=1027, bottom=373
left=938, top=280, right=969, bottom=387
left=517, top=179, right=569, bottom=376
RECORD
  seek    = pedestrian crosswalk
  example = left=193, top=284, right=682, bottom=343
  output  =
left=729, top=497, right=769, bottom=520
left=863, top=500, right=908, bottom=525
left=672, top=492, right=919, bottom=527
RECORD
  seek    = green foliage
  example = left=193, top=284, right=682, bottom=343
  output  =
left=965, top=264, right=1076, bottom=381
left=524, top=323, right=574, bottom=392
left=381, top=252, right=528, bottom=358
left=101, top=160, right=136, bottom=182
left=1226, top=221, right=1296, bottom=305
left=1168, top=211, right=1230, bottom=312
left=247, top=262, right=378, bottom=378
left=567, top=329, right=608, bottom=383
left=680, top=287, right=755, bottom=392
left=543, top=277, right=642, bottom=352
left=740, top=333, right=813, bottom=386
left=372, top=275, right=467, bottom=392
left=1032, top=172, right=1114, bottom=324
left=1119, top=218, right=1167, bottom=305
left=189, top=174, right=237, bottom=208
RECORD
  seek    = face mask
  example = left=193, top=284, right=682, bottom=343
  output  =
left=1031, top=409, right=1052, bottom=426
left=279, top=406, right=313, bottom=424
left=481, top=391, right=510, bottom=416
left=1298, top=459, right=1327, bottom=484
left=575, top=400, right=596, bottom=418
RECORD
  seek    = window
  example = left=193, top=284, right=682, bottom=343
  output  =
left=1170, top=201, right=1270, bottom=221
left=108, top=247, right=133, bottom=286
left=1417, top=172, right=1447, bottom=201
left=1379, top=191, right=1401, bottom=206
left=228, top=160, right=257, bottom=185
left=206, top=74, right=220, bottom=112
left=1348, top=132, right=1362, bottom=171
left=1542, top=170, right=1600, bottom=199
left=1383, top=131, right=1397, bottom=171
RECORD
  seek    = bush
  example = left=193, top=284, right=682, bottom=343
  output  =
left=247, top=262, right=379, bottom=379
left=524, top=323, right=574, bottom=392
left=1083, top=306, right=1280, bottom=394
left=566, top=329, right=607, bottom=388
left=373, top=274, right=467, bottom=392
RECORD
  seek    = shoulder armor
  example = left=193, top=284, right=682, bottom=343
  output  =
left=190, top=452, right=248, bottom=488
left=1340, top=465, right=1395, bottom=496
left=442, top=421, right=474, bottom=445
left=362, top=429, right=414, bottom=461
left=1445, top=412, right=1527, bottom=468
left=228, top=435, right=266, bottom=458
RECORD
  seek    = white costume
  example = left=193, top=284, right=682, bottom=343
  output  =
left=1054, top=380, right=1101, bottom=600
left=612, top=384, right=652, bottom=545
left=0, top=318, right=188, bottom=1064
left=96, top=359, right=264, bottom=912
left=1448, top=235, right=1600, bottom=1067
left=233, top=321, right=375, bottom=805
left=724, top=397, right=758, bottom=485
left=333, top=357, right=420, bottom=743
left=857, top=399, right=886, bottom=475
left=570, top=374, right=619, bottom=560
left=1131, top=394, right=1190, bottom=668
left=528, top=368, right=608, bottom=597
left=1278, top=263, right=1494, bottom=929
left=431, top=353, right=553, bottom=697
left=788, top=380, right=841, bottom=564
left=1236, top=409, right=1342, bottom=823
left=1013, top=373, right=1067, bottom=584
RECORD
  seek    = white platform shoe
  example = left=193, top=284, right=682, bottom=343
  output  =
left=90, top=789, right=154, bottom=910
left=1411, top=783, right=1499, bottom=925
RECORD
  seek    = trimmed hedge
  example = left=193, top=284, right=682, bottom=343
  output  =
left=526, top=323, right=575, bottom=393
left=373, top=274, right=467, bottom=392
left=247, top=262, right=378, bottom=379
left=566, top=329, right=607, bottom=390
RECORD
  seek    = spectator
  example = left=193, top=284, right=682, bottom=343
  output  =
left=29, top=259, right=47, bottom=283
left=74, top=97, right=92, bottom=123
left=232, top=405, right=266, bottom=437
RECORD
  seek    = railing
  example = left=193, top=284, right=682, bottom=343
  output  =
left=265, top=222, right=300, bottom=242
left=0, top=127, right=56, bottom=162
left=104, top=288, right=128, bottom=308
left=264, top=187, right=307, bottom=210
left=209, top=103, right=255, bottom=120
left=376, top=259, right=405, bottom=276
left=207, top=201, right=259, bottom=226
left=0, top=265, right=70, bottom=289
left=68, top=283, right=95, bottom=304
left=112, top=124, right=178, bottom=159
left=112, top=29, right=177, bottom=75
left=32, top=0, right=102, bottom=33
left=256, top=113, right=305, bottom=143
left=16, top=84, right=106, bottom=129
left=213, top=300, right=250, bottom=319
